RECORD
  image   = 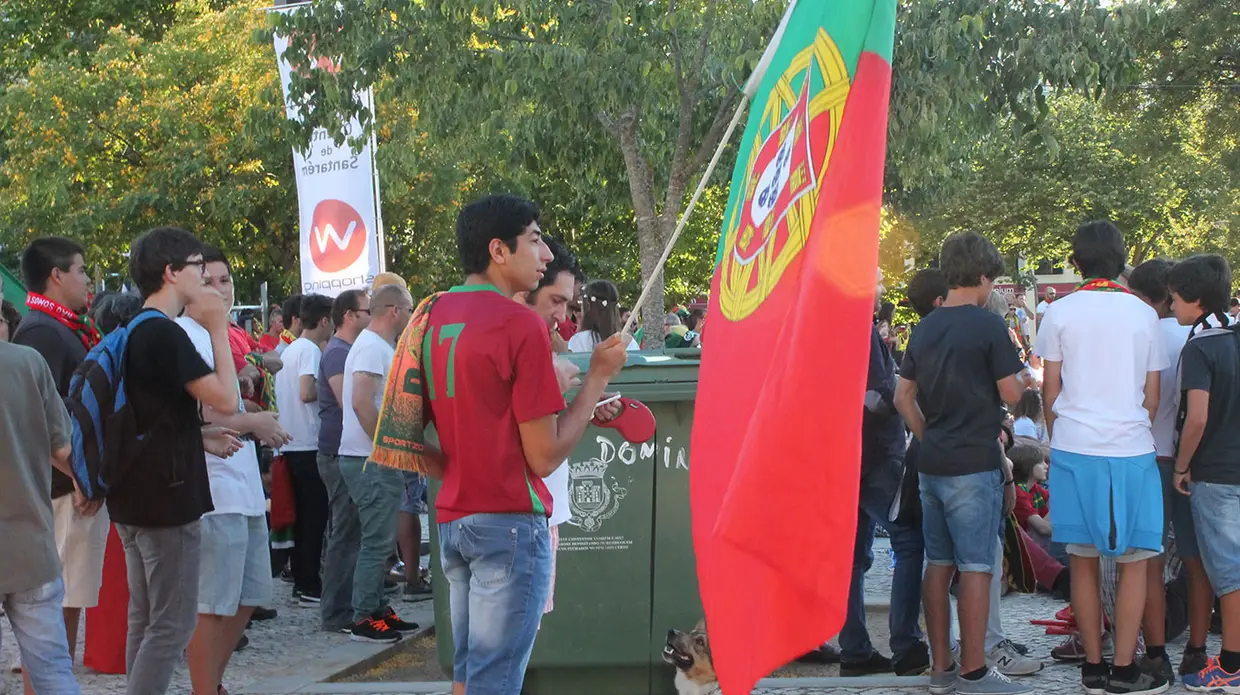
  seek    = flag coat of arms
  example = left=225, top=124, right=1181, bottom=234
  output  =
left=689, top=1, right=897, bottom=693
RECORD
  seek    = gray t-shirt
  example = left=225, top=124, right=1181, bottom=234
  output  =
left=316, top=336, right=352, bottom=456
left=0, top=341, right=73, bottom=594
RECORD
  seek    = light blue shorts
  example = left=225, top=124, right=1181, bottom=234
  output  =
left=919, top=469, right=1003, bottom=574
left=1190, top=482, right=1240, bottom=597
left=401, top=471, right=427, bottom=515
left=1049, top=450, right=1163, bottom=558
left=198, top=514, right=274, bottom=616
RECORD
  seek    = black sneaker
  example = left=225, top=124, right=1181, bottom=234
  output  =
left=1083, top=662, right=1110, bottom=695
left=796, top=644, right=841, bottom=664
left=381, top=607, right=420, bottom=634
left=1138, top=655, right=1174, bottom=686
left=298, top=591, right=322, bottom=606
left=234, top=634, right=249, bottom=653
left=251, top=606, right=278, bottom=621
left=893, top=641, right=931, bottom=676
left=350, top=617, right=401, bottom=644
left=1106, top=664, right=1168, bottom=695
left=279, top=568, right=294, bottom=584
left=840, top=650, right=893, bottom=677
left=1179, top=648, right=1209, bottom=677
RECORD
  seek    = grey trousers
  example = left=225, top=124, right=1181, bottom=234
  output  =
left=318, top=453, right=361, bottom=632
left=116, top=521, right=201, bottom=695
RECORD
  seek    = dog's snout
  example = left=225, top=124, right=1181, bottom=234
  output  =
left=667, top=628, right=681, bottom=641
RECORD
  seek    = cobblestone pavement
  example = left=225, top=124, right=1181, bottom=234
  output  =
left=1, top=535, right=1224, bottom=694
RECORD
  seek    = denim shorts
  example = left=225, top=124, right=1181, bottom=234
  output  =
left=919, top=469, right=1003, bottom=574
left=1157, top=458, right=1200, bottom=558
left=439, top=513, right=552, bottom=695
left=401, top=471, right=428, bottom=515
left=198, top=514, right=274, bottom=616
left=1190, top=482, right=1240, bottom=597
left=1, top=578, right=80, bottom=694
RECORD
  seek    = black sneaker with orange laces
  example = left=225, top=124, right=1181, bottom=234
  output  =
left=382, top=607, right=420, bottom=634
left=350, top=615, right=401, bottom=644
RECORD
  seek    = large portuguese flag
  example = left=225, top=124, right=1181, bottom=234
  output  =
left=690, top=1, right=896, bottom=693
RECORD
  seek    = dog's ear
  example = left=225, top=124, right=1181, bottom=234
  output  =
left=694, top=618, right=707, bottom=634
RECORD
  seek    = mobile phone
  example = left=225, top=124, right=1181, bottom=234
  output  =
left=594, top=393, right=622, bottom=410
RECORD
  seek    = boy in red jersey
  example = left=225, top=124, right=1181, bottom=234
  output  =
left=423, top=195, right=628, bottom=695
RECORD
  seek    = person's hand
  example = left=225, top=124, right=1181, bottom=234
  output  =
left=588, top=334, right=628, bottom=380
left=246, top=411, right=291, bottom=449
left=1175, top=468, right=1193, bottom=496
left=188, top=287, right=229, bottom=333
left=550, top=327, right=570, bottom=354
left=553, top=356, right=581, bottom=394
left=594, top=393, right=623, bottom=422
left=203, top=426, right=244, bottom=458
left=239, top=374, right=256, bottom=399
left=71, top=480, right=104, bottom=517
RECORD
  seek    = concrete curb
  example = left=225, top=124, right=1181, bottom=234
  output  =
left=253, top=674, right=931, bottom=694
left=239, top=625, right=436, bottom=695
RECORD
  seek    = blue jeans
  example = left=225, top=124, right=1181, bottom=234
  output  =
left=1190, top=482, right=1240, bottom=597
left=1, top=578, right=80, bottom=694
left=440, top=513, right=552, bottom=695
left=920, top=469, right=1003, bottom=574
left=840, top=459, right=925, bottom=662
left=317, top=453, right=360, bottom=632
left=339, top=456, right=404, bottom=621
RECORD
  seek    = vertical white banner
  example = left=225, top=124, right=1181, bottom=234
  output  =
left=273, top=18, right=382, bottom=297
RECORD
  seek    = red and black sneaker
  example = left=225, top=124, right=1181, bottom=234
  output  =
left=382, top=607, right=420, bottom=634
left=350, top=616, right=401, bottom=644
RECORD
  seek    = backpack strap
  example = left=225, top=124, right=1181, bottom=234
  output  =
left=125, top=308, right=165, bottom=332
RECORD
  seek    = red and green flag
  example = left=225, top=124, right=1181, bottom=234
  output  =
left=690, top=1, right=896, bottom=693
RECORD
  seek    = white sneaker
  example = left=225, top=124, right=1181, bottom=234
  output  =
left=956, top=668, right=1034, bottom=695
left=987, top=640, right=1043, bottom=676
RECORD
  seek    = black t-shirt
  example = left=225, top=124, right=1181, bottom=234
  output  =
left=12, top=311, right=88, bottom=499
left=106, top=312, right=215, bottom=527
left=900, top=305, right=1024, bottom=477
left=1180, top=330, right=1240, bottom=485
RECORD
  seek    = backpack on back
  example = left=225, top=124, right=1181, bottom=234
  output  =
left=66, top=309, right=163, bottom=500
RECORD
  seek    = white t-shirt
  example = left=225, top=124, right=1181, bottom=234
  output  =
left=339, top=329, right=395, bottom=458
left=1034, top=290, right=1169, bottom=457
left=175, top=317, right=266, bottom=517
left=1153, top=317, right=1192, bottom=458
left=544, top=462, right=572, bottom=526
left=1013, top=417, right=1048, bottom=443
left=275, top=337, right=322, bottom=452
left=1037, top=300, right=1052, bottom=315
left=566, top=331, right=640, bottom=353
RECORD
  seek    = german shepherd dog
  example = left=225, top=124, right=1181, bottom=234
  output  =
left=663, top=620, right=720, bottom=695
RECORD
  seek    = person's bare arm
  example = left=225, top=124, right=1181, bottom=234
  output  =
left=50, top=445, right=72, bottom=477
left=997, top=372, right=1026, bottom=409
left=300, top=374, right=317, bottom=403
left=1174, top=389, right=1209, bottom=495
left=184, top=293, right=241, bottom=413
left=1028, top=513, right=1052, bottom=536
left=329, top=374, right=345, bottom=406
left=1142, top=370, right=1160, bottom=425
left=893, top=377, right=925, bottom=440
left=1042, top=360, right=1063, bottom=438
left=263, top=353, right=283, bottom=373
left=352, top=371, right=383, bottom=439
left=518, top=373, right=610, bottom=478
left=202, top=407, right=290, bottom=448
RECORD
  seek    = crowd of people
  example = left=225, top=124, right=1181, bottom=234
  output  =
left=0, top=195, right=649, bottom=695
left=798, top=221, right=1240, bottom=695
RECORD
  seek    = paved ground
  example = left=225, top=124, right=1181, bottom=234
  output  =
left=1, top=534, right=1224, bottom=694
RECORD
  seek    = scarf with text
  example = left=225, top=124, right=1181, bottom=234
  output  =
left=26, top=292, right=101, bottom=350
left=369, top=292, right=443, bottom=474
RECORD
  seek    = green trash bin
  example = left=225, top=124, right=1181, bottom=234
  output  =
left=429, top=351, right=705, bottom=695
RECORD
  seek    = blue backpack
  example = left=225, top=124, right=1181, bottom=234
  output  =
left=66, top=309, right=163, bottom=500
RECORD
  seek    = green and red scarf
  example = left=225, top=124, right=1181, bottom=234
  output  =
left=369, top=292, right=443, bottom=474
left=1076, top=278, right=1130, bottom=294
left=26, top=292, right=101, bottom=350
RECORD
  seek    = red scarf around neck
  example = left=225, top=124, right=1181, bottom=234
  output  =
left=27, top=293, right=102, bottom=350
left=1076, top=278, right=1131, bottom=294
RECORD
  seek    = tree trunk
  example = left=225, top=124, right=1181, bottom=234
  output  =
left=636, top=215, right=675, bottom=349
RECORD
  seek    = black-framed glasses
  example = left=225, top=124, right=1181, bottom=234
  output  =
left=181, top=260, right=207, bottom=273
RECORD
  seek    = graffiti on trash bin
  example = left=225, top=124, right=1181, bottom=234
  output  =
left=594, top=435, right=689, bottom=471
left=568, top=459, right=627, bottom=532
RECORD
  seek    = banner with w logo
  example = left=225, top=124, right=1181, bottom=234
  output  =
left=273, top=12, right=384, bottom=297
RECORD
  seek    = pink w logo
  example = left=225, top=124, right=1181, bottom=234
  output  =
left=309, top=199, right=367, bottom=273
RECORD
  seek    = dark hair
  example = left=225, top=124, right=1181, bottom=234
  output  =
left=281, top=294, right=303, bottom=326
left=1127, top=258, right=1174, bottom=308
left=1, top=300, right=21, bottom=338
left=1012, top=389, right=1043, bottom=423
left=1168, top=254, right=1234, bottom=322
left=201, top=245, right=232, bottom=275
left=94, top=293, right=144, bottom=335
left=877, top=301, right=895, bottom=325
left=940, top=232, right=1005, bottom=289
left=1008, top=441, right=1048, bottom=484
left=22, top=236, right=85, bottom=294
left=686, top=308, right=706, bottom=332
left=531, top=235, right=584, bottom=301
left=88, top=290, right=117, bottom=324
left=1070, top=220, right=1127, bottom=280
left=456, top=195, right=541, bottom=275
left=580, top=279, right=621, bottom=341
left=331, top=289, right=367, bottom=328
left=1231, top=297, right=1240, bottom=309
left=299, top=293, right=334, bottom=330
left=128, top=227, right=204, bottom=299
left=907, top=269, right=949, bottom=318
